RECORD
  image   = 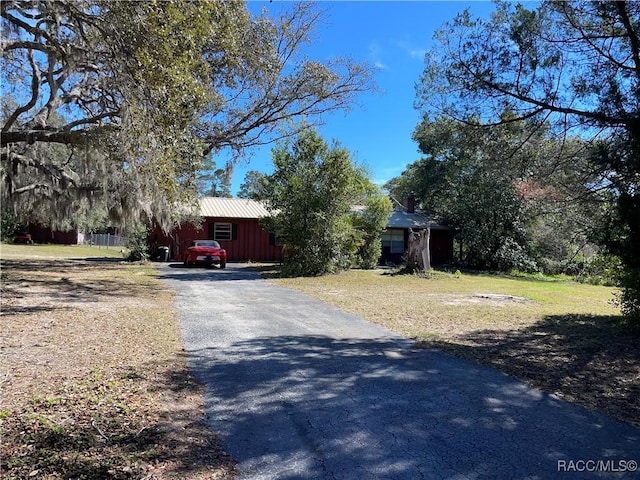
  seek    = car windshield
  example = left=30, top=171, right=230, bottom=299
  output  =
left=191, top=240, right=220, bottom=248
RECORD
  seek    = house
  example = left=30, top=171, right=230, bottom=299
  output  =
left=151, top=197, right=283, bottom=262
left=154, top=196, right=454, bottom=265
left=380, top=197, right=454, bottom=266
left=27, top=223, right=84, bottom=244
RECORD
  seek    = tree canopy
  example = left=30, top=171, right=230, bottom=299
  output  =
left=259, top=129, right=391, bottom=276
left=416, top=0, right=640, bottom=320
left=1, top=0, right=374, bottom=230
left=387, top=116, right=604, bottom=273
left=237, top=170, right=269, bottom=200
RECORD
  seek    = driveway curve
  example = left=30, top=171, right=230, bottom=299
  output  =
left=157, top=263, right=640, bottom=480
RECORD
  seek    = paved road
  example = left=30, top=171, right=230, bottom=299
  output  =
left=157, top=263, right=640, bottom=480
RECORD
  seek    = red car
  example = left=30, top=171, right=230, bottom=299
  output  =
left=183, top=240, right=227, bottom=268
left=14, top=230, right=33, bottom=244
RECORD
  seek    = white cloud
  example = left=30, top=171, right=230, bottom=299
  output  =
left=408, top=48, right=427, bottom=60
left=395, top=39, right=427, bottom=61
left=368, top=42, right=390, bottom=70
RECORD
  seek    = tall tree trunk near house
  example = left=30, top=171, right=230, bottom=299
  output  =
left=422, top=228, right=431, bottom=272
left=408, top=228, right=432, bottom=273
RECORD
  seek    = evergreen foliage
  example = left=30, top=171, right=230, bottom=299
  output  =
left=260, top=129, right=391, bottom=276
left=386, top=117, right=604, bottom=274
left=414, top=0, right=640, bottom=322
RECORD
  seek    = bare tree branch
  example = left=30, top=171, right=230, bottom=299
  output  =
left=2, top=50, right=40, bottom=132
left=616, top=1, right=640, bottom=78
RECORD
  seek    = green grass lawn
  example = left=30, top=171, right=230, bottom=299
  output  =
left=0, top=242, right=124, bottom=259
left=271, top=269, right=619, bottom=339
left=270, top=268, right=640, bottom=426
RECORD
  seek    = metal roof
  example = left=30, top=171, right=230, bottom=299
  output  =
left=197, top=198, right=449, bottom=230
left=198, top=197, right=272, bottom=219
left=385, top=209, right=449, bottom=230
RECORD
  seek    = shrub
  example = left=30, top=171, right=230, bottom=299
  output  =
left=574, top=253, right=622, bottom=287
left=493, top=237, right=538, bottom=273
left=124, top=226, right=150, bottom=262
left=1, top=213, right=18, bottom=242
left=616, top=268, right=640, bottom=325
left=357, top=237, right=382, bottom=270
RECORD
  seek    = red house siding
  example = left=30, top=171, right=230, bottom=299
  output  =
left=217, top=218, right=282, bottom=262
left=428, top=229, right=455, bottom=265
left=151, top=217, right=282, bottom=262
left=28, top=224, right=80, bottom=244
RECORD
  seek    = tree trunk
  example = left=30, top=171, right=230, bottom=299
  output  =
left=408, top=228, right=432, bottom=273
left=421, top=227, right=431, bottom=273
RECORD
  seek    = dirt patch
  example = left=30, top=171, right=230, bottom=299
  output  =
left=1, top=255, right=238, bottom=479
left=442, top=293, right=533, bottom=306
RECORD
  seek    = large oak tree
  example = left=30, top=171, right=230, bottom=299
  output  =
left=1, top=0, right=374, bottom=230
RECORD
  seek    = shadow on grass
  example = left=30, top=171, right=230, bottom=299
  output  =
left=1, top=258, right=156, bottom=315
left=1, top=257, right=125, bottom=272
left=381, top=266, right=572, bottom=283
left=0, top=355, right=238, bottom=480
left=417, top=313, right=640, bottom=427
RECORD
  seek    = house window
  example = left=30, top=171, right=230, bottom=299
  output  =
left=381, top=230, right=404, bottom=254
left=213, top=222, right=232, bottom=241
left=269, top=232, right=282, bottom=246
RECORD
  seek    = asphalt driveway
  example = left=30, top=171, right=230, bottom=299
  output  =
left=157, top=263, right=640, bottom=480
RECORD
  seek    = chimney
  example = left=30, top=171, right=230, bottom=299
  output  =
left=403, top=196, right=415, bottom=214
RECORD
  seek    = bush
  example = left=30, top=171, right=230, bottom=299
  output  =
left=357, top=237, right=382, bottom=270
left=574, top=253, right=622, bottom=287
left=124, top=226, right=150, bottom=262
left=1, top=213, right=18, bottom=243
left=616, top=268, right=640, bottom=325
left=493, top=237, right=538, bottom=273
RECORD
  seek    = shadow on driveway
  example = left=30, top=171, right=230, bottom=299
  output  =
left=189, top=334, right=640, bottom=480
left=160, top=263, right=640, bottom=479
left=156, top=263, right=264, bottom=282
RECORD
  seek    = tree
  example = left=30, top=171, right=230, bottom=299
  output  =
left=197, top=157, right=232, bottom=198
left=416, top=0, right=640, bottom=321
left=387, top=117, right=534, bottom=271
left=261, top=128, right=390, bottom=276
left=1, top=0, right=375, bottom=230
left=238, top=170, right=269, bottom=200
left=1, top=1, right=216, bottom=229
left=406, top=228, right=432, bottom=273
left=387, top=115, right=605, bottom=273
left=350, top=188, right=392, bottom=269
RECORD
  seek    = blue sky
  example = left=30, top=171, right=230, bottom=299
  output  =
left=229, top=1, right=498, bottom=195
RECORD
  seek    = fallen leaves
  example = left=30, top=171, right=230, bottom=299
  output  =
left=1, top=253, right=237, bottom=479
